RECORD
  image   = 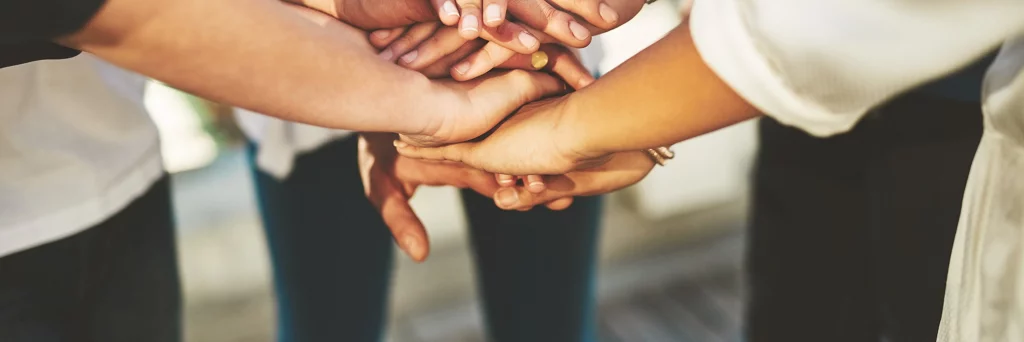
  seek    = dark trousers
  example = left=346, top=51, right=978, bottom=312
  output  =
left=747, top=93, right=983, bottom=342
left=0, top=177, right=181, bottom=342
left=248, top=136, right=604, bottom=342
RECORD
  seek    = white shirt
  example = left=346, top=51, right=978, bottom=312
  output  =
left=0, top=55, right=163, bottom=258
left=689, top=0, right=1024, bottom=340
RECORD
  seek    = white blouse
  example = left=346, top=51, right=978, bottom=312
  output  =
left=689, top=0, right=1024, bottom=340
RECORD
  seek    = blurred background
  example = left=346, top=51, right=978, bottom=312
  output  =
left=149, top=2, right=757, bottom=341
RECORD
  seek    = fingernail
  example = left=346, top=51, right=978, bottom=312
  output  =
left=393, top=140, right=408, bottom=148
left=599, top=3, right=619, bottom=24
left=518, top=31, right=538, bottom=49
left=579, top=77, right=594, bottom=88
left=529, top=181, right=545, bottom=192
left=373, top=30, right=392, bottom=39
left=461, top=15, right=479, bottom=32
left=401, top=234, right=420, bottom=255
left=453, top=61, right=471, bottom=75
left=400, top=50, right=418, bottom=64
left=485, top=4, right=502, bottom=24
left=568, top=21, right=590, bottom=41
left=495, top=188, right=520, bottom=208
left=379, top=48, right=394, bottom=61
left=498, top=176, right=514, bottom=186
left=442, top=1, right=459, bottom=17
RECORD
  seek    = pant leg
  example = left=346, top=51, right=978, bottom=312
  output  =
left=461, top=190, right=604, bottom=342
left=0, top=176, right=181, bottom=342
left=248, top=137, right=395, bottom=342
left=85, top=176, right=182, bottom=342
left=747, top=117, right=879, bottom=342
left=868, top=94, right=982, bottom=342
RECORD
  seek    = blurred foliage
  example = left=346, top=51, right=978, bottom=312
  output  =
left=184, top=95, right=246, bottom=147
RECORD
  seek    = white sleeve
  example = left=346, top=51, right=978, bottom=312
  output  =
left=690, top=0, right=1024, bottom=136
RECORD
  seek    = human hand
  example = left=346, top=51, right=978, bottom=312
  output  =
left=289, top=0, right=618, bottom=41
left=358, top=133, right=499, bottom=262
left=370, top=23, right=594, bottom=87
left=432, top=0, right=622, bottom=46
left=394, top=96, right=609, bottom=175
left=407, top=69, right=572, bottom=147
left=359, top=133, right=576, bottom=261
left=493, top=151, right=654, bottom=210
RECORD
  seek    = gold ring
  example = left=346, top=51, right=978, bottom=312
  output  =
left=531, top=51, right=549, bottom=70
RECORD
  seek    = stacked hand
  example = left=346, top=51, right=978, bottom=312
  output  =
left=289, top=0, right=648, bottom=261
left=393, top=96, right=657, bottom=210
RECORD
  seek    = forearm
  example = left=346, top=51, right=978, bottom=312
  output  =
left=59, top=0, right=442, bottom=134
left=560, top=24, right=760, bottom=156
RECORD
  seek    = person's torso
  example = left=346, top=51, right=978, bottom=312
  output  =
left=0, top=54, right=163, bottom=257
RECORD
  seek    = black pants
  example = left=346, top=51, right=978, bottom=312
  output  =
left=747, top=93, right=983, bottom=342
left=0, top=177, right=181, bottom=342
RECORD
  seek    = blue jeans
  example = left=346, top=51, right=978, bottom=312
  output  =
left=247, top=136, right=603, bottom=342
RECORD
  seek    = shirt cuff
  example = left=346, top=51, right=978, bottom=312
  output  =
left=689, top=0, right=865, bottom=137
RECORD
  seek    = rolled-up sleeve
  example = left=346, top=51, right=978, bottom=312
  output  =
left=690, top=0, right=1024, bottom=136
left=0, top=0, right=107, bottom=68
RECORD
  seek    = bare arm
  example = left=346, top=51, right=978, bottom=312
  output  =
left=59, top=0, right=439, bottom=134
left=560, top=24, right=760, bottom=157
left=58, top=0, right=563, bottom=143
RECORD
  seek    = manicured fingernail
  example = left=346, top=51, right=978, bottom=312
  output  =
left=373, top=30, right=392, bottom=39
left=400, top=50, right=418, bottom=64
left=498, top=175, right=515, bottom=186
left=442, top=1, right=460, bottom=18
left=529, top=181, right=545, bottom=192
left=599, top=3, right=619, bottom=24
left=485, top=4, right=502, bottom=24
left=393, top=140, right=408, bottom=148
left=453, top=61, right=471, bottom=75
left=379, top=48, right=394, bottom=61
left=496, top=188, right=520, bottom=208
left=461, top=15, right=479, bottom=32
left=568, top=20, right=590, bottom=41
left=518, top=31, right=538, bottom=49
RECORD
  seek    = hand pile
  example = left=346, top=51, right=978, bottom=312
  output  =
left=292, top=0, right=653, bottom=261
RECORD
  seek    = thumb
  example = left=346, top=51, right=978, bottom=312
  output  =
left=394, top=139, right=477, bottom=165
left=370, top=183, right=431, bottom=262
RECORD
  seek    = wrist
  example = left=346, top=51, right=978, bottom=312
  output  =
left=396, top=77, right=457, bottom=139
left=555, top=92, right=611, bottom=161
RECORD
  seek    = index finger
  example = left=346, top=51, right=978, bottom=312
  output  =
left=498, top=45, right=595, bottom=89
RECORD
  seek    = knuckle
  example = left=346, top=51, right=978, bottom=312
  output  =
left=541, top=5, right=560, bottom=21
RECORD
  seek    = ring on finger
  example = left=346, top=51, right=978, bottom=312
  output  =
left=530, top=51, right=549, bottom=70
